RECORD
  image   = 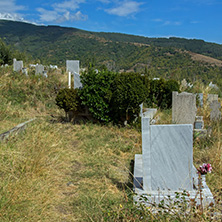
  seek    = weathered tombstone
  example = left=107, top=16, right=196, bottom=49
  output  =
left=194, top=116, right=204, bottom=129
left=35, top=64, right=44, bottom=75
left=207, top=94, right=218, bottom=104
left=134, top=117, right=214, bottom=207
left=143, top=108, right=157, bottom=119
left=172, top=91, right=196, bottom=125
left=210, top=100, right=221, bottom=121
left=13, top=58, right=23, bottom=72
left=196, top=93, right=203, bottom=107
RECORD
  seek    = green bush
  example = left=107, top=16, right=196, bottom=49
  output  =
left=110, top=72, right=149, bottom=123
left=79, top=68, right=117, bottom=122
left=55, top=88, right=80, bottom=113
left=0, top=38, right=13, bottom=65
left=146, top=78, right=180, bottom=109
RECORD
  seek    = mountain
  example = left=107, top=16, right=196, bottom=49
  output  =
left=0, top=20, right=222, bottom=85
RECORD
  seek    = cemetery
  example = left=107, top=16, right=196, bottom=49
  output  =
left=0, top=60, right=221, bottom=221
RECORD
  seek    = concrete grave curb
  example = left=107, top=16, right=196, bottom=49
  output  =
left=0, top=118, right=36, bottom=141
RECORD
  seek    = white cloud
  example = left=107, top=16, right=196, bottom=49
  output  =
left=53, top=0, right=85, bottom=12
left=0, top=0, right=25, bottom=13
left=153, top=18, right=182, bottom=26
left=106, top=1, right=143, bottom=17
left=152, top=18, right=162, bottom=22
left=56, top=10, right=88, bottom=23
left=37, top=8, right=59, bottom=23
left=97, top=0, right=110, bottom=3
left=163, top=21, right=181, bottom=26
left=37, top=0, right=87, bottom=23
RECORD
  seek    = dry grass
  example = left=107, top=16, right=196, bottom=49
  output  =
left=189, top=51, right=222, bottom=67
left=0, top=119, right=142, bottom=221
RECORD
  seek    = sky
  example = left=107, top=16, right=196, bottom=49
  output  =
left=0, top=0, right=222, bottom=44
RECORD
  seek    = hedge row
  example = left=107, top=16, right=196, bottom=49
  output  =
left=56, top=69, right=179, bottom=123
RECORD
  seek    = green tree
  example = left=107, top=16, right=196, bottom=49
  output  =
left=79, top=68, right=117, bottom=122
left=110, top=72, right=149, bottom=123
left=0, top=38, right=13, bottom=65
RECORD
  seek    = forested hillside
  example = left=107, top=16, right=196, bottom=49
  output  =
left=0, top=20, right=222, bottom=87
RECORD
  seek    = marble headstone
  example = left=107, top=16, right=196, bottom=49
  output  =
left=13, top=58, right=23, bottom=72
left=210, top=100, right=221, bottom=121
left=172, top=91, right=197, bottom=125
left=134, top=117, right=214, bottom=207
left=142, top=117, right=193, bottom=191
left=74, top=73, right=82, bottom=89
left=66, top=60, right=79, bottom=74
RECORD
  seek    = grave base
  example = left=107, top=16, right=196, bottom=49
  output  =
left=133, top=154, right=214, bottom=207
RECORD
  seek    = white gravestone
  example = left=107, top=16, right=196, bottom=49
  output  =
left=35, top=64, right=44, bottom=75
left=66, top=60, right=82, bottom=89
left=134, top=117, right=214, bottom=207
left=13, top=58, right=23, bottom=72
left=142, top=117, right=193, bottom=191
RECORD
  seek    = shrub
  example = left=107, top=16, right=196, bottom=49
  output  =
left=146, top=78, right=180, bottom=109
left=110, top=72, right=149, bottom=123
left=55, top=88, right=80, bottom=113
left=79, top=69, right=117, bottom=122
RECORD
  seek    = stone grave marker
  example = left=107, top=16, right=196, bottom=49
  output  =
left=22, top=68, right=28, bottom=76
left=196, top=93, right=203, bottom=107
left=66, top=60, right=79, bottom=74
left=13, top=58, right=23, bottom=72
left=210, top=100, right=221, bottom=121
left=35, top=64, right=44, bottom=75
left=74, top=73, right=82, bottom=89
left=142, top=117, right=193, bottom=191
left=207, top=94, right=218, bottom=104
left=172, top=91, right=197, bottom=125
left=66, top=60, right=82, bottom=89
left=134, top=117, right=214, bottom=207
left=194, top=116, right=204, bottom=129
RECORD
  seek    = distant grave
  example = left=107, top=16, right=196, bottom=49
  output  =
left=22, top=68, right=28, bottom=76
left=35, top=64, right=44, bottom=75
left=207, top=94, right=218, bottom=105
left=172, top=91, right=196, bottom=125
left=134, top=117, right=214, bottom=207
left=66, top=60, right=82, bottom=89
left=210, top=100, right=221, bottom=121
left=13, top=58, right=23, bottom=72
left=196, top=93, right=203, bottom=107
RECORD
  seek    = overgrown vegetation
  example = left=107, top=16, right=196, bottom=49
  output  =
left=56, top=70, right=180, bottom=124
left=0, top=38, right=27, bottom=65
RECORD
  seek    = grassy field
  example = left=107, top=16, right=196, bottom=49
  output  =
left=0, top=67, right=221, bottom=221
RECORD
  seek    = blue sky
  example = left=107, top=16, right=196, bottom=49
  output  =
left=0, top=0, right=222, bottom=44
